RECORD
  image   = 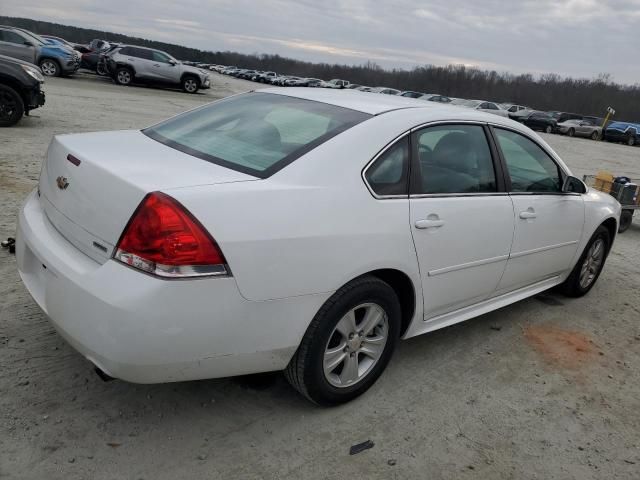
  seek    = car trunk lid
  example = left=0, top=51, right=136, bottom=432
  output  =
left=38, top=130, right=257, bottom=264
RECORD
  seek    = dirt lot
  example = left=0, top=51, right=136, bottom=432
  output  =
left=1, top=73, right=639, bottom=480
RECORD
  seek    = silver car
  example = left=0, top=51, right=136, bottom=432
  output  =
left=106, top=45, right=210, bottom=93
left=557, top=119, right=602, bottom=140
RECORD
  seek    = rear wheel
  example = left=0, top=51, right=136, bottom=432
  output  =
left=545, top=125, right=553, bottom=134
left=181, top=76, right=199, bottom=93
left=591, top=130, right=599, bottom=140
left=96, top=63, right=108, bottom=76
left=559, top=226, right=610, bottom=297
left=39, top=58, right=60, bottom=77
left=627, top=135, right=636, bottom=146
left=285, top=276, right=401, bottom=406
left=115, top=67, right=133, bottom=86
left=0, top=84, right=24, bottom=127
left=619, top=209, right=634, bottom=233
left=568, top=128, right=575, bottom=137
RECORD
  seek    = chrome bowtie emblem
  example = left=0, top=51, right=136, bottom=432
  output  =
left=56, top=176, right=69, bottom=190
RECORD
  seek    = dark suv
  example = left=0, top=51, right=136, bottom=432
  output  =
left=0, top=54, right=45, bottom=126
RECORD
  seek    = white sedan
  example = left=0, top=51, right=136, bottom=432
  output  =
left=16, top=89, right=620, bottom=405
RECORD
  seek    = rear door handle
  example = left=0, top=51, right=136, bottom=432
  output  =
left=415, top=219, right=445, bottom=229
left=519, top=209, right=537, bottom=219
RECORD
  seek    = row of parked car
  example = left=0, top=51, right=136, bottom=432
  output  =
left=2, top=27, right=639, bottom=143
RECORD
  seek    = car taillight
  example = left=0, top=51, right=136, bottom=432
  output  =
left=114, top=192, right=228, bottom=278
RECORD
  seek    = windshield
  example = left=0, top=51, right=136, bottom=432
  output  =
left=143, top=93, right=371, bottom=178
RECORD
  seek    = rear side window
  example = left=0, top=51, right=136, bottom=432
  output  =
left=365, top=137, right=409, bottom=196
left=494, top=128, right=562, bottom=192
left=412, top=124, right=497, bottom=194
left=144, top=92, right=370, bottom=178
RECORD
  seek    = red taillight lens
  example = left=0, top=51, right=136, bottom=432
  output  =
left=114, top=192, right=227, bottom=278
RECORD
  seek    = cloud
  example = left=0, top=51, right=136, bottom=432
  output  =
left=2, top=0, right=640, bottom=83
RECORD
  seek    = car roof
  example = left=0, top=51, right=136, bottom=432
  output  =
left=257, top=87, right=514, bottom=119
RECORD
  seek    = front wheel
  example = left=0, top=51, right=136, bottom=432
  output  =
left=181, top=76, right=199, bottom=93
left=627, top=135, right=636, bottom=146
left=96, top=63, right=108, bottom=76
left=591, top=130, right=600, bottom=140
left=39, top=58, right=60, bottom=77
left=545, top=125, right=553, bottom=134
left=559, top=226, right=610, bottom=297
left=567, top=128, right=575, bottom=137
left=0, top=84, right=25, bottom=127
left=285, top=276, right=401, bottom=406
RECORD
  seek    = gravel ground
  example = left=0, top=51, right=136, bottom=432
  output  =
left=1, top=73, right=639, bottom=480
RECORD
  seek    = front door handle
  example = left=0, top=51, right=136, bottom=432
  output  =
left=519, top=208, right=537, bottom=219
left=415, top=219, right=445, bottom=229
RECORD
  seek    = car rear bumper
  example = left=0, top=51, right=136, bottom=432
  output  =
left=16, top=190, right=328, bottom=383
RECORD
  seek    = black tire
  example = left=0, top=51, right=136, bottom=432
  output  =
left=545, top=125, right=553, bottom=134
left=627, top=135, right=636, bottom=146
left=39, top=58, right=60, bottom=77
left=559, top=225, right=610, bottom=297
left=285, top=275, right=401, bottom=406
left=567, top=128, right=575, bottom=137
left=0, top=84, right=25, bottom=127
left=618, top=209, right=634, bottom=233
left=181, top=75, right=200, bottom=93
left=96, top=63, right=108, bottom=76
left=591, top=130, right=599, bottom=140
left=114, top=67, right=133, bottom=86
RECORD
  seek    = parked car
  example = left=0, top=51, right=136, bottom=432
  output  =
left=324, top=79, right=350, bottom=89
left=15, top=89, right=620, bottom=405
left=346, top=83, right=361, bottom=89
left=549, top=111, right=583, bottom=124
left=256, top=71, right=277, bottom=83
left=356, top=86, right=373, bottom=92
left=41, top=35, right=78, bottom=50
left=0, top=54, right=45, bottom=126
left=106, top=45, right=210, bottom=93
left=603, top=121, right=640, bottom=146
left=371, top=87, right=400, bottom=95
left=420, top=94, right=452, bottom=103
left=0, top=26, right=80, bottom=76
left=400, top=91, right=424, bottom=98
left=458, top=99, right=509, bottom=117
left=557, top=119, right=602, bottom=140
left=518, top=111, right=557, bottom=133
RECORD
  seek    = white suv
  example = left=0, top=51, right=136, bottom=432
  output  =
left=106, top=45, right=210, bottom=93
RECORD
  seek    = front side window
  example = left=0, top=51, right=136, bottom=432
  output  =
left=152, top=51, right=172, bottom=63
left=494, top=128, right=562, bottom=193
left=365, top=137, right=409, bottom=196
left=144, top=92, right=370, bottom=178
left=1, top=30, right=28, bottom=45
left=412, top=124, right=497, bottom=194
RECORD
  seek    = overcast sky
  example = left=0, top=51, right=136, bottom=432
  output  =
left=2, top=0, right=640, bottom=84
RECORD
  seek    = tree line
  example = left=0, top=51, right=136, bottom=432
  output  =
left=3, top=16, right=639, bottom=121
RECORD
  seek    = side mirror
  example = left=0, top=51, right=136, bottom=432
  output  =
left=169, top=60, right=177, bottom=66
left=562, top=175, right=587, bottom=194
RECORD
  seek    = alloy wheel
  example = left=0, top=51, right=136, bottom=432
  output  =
left=40, top=60, right=57, bottom=76
left=579, top=238, right=605, bottom=289
left=323, top=303, right=389, bottom=388
left=184, top=79, right=198, bottom=93
left=117, top=70, right=131, bottom=85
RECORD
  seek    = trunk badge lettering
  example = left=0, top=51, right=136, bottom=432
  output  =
left=56, top=176, right=69, bottom=190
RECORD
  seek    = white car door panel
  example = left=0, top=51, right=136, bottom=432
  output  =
left=411, top=196, right=514, bottom=319
left=496, top=194, right=584, bottom=293
left=492, top=127, right=585, bottom=294
left=409, top=123, right=514, bottom=319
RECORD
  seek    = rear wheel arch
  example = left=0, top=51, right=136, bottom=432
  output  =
left=349, top=269, right=416, bottom=338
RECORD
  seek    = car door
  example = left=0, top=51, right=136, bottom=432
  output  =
left=409, top=123, right=515, bottom=319
left=0, top=29, right=36, bottom=63
left=151, top=51, right=180, bottom=84
left=492, top=127, right=584, bottom=294
left=128, top=47, right=155, bottom=79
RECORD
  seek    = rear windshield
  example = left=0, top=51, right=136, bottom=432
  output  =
left=143, top=92, right=370, bottom=178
